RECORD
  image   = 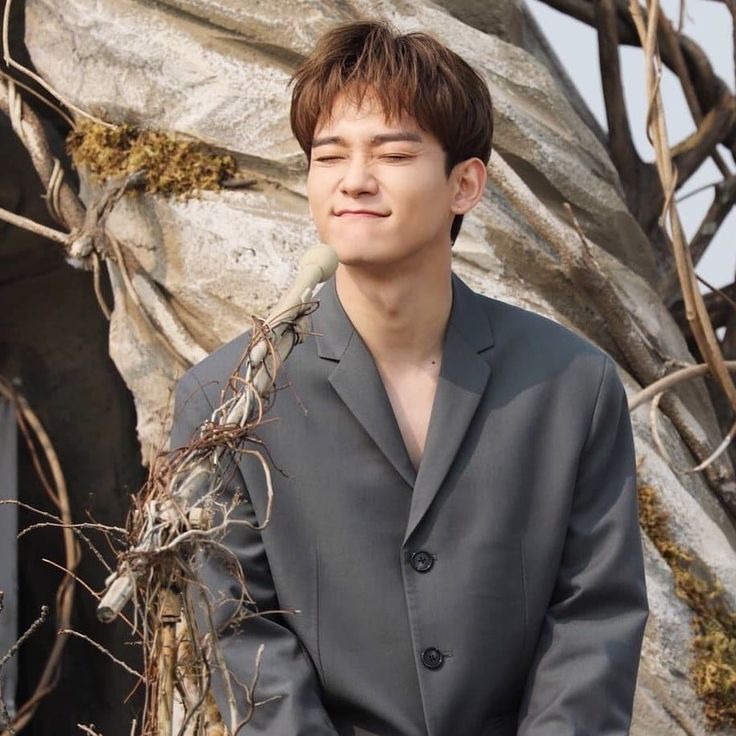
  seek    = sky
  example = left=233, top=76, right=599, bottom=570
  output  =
left=527, top=0, right=735, bottom=293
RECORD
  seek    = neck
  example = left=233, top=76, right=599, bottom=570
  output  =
left=334, top=248, right=453, bottom=367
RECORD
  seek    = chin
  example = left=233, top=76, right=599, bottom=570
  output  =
left=330, top=242, right=397, bottom=268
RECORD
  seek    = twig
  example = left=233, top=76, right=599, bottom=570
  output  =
left=58, top=630, right=143, bottom=680
left=232, top=644, right=266, bottom=735
left=595, top=0, right=642, bottom=210
left=649, top=390, right=736, bottom=473
left=77, top=724, right=104, bottom=736
left=697, top=277, right=736, bottom=312
left=536, top=0, right=736, bottom=164
left=0, top=379, right=79, bottom=734
left=675, top=178, right=723, bottom=203
left=671, top=95, right=734, bottom=183
left=2, top=0, right=113, bottom=128
left=0, top=77, right=86, bottom=231
left=0, top=205, right=71, bottom=244
left=91, top=252, right=112, bottom=320
left=0, top=67, right=74, bottom=128
left=0, top=606, right=48, bottom=671
left=16, top=520, right=127, bottom=539
left=630, top=360, right=736, bottom=409
left=689, top=175, right=736, bottom=266
left=671, top=280, right=736, bottom=334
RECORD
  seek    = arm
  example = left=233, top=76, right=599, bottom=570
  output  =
left=171, top=368, right=339, bottom=735
left=517, top=356, right=649, bottom=735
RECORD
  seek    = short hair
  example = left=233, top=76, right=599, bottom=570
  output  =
left=288, top=19, right=494, bottom=244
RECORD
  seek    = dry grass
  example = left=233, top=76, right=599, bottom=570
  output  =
left=66, top=121, right=237, bottom=198
left=638, top=484, right=736, bottom=729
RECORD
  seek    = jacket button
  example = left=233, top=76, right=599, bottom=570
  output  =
left=411, top=550, right=434, bottom=573
left=421, top=647, right=444, bottom=669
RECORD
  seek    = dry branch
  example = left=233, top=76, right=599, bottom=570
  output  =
left=628, top=0, right=736, bottom=421
left=0, top=76, right=85, bottom=231
left=631, top=360, right=736, bottom=410
left=92, top=246, right=336, bottom=735
left=539, top=0, right=736, bottom=259
left=0, top=379, right=78, bottom=736
left=2, top=0, right=112, bottom=129
left=671, top=282, right=736, bottom=334
left=595, top=0, right=641, bottom=205
left=688, top=175, right=736, bottom=267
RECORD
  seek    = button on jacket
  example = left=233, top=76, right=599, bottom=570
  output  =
left=170, top=272, right=649, bottom=736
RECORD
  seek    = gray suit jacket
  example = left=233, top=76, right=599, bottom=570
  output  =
left=170, top=272, right=649, bottom=736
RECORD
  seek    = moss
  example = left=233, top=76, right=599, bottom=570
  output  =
left=66, top=120, right=237, bottom=197
left=638, top=483, right=736, bottom=729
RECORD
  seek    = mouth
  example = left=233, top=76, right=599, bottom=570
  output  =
left=333, top=209, right=389, bottom=218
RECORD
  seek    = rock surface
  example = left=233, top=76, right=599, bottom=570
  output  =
left=23, top=1, right=736, bottom=733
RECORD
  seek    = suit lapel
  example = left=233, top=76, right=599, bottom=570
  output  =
left=311, top=272, right=494, bottom=521
left=328, top=334, right=418, bottom=488
left=403, top=314, right=491, bottom=544
left=313, top=277, right=417, bottom=488
left=402, top=274, right=493, bottom=543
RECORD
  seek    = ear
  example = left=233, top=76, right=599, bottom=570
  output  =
left=449, top=158, right=487, bottom=216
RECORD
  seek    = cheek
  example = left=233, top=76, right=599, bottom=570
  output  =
left=306, top=177, right=327, bottom=222
left=399, top=174, right=453, bottom=227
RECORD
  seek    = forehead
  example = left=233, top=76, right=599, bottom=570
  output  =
left=312, top=90, right=429, bottom=144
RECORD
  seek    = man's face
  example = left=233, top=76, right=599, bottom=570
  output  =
left=306, top=91, right=457, bottom=270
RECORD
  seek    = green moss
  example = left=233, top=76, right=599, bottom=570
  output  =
left=66, top=120, right=236, bottom=197
left=638, top=483, right=736, bottom=729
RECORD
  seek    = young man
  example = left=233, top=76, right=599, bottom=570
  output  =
left=171, top=20, right=649, bottom=736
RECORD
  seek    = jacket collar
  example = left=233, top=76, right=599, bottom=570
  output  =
left=311, top=270, right=495, bottom=544
left=313, top=271, right=494, bottom=360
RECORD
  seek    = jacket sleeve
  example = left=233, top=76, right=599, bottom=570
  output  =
left=516, top=356, right=649, bottom=735
left=171, top=368, right=339, bottom=735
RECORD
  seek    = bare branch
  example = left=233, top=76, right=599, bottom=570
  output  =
left=595, top=0, right=641, bottom=201
left=689, top=175, right=736, bottom=266
left=58, top=630, right=143, bottom=680
left=2, top=0, right=113, bottom=127
left=629, top=0, right=736, bottom=419
left=537, top=0, right=736, bottom=164
left=0, top=205, right=71, bottom=244
left=77, top=725, right=104, bottom=736
left=0, top=606, right=48, bottom=671
left=630, top=359, right=736, bottom=409
left=0, top=76, right=86, bottom=231
left=672, top=95, right=736, bottom=184
left=671, top=281, right=736, bottom=333
left=0, top=380, right=79, bottom=734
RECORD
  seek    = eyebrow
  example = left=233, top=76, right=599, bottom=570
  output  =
left=311, top=131, right=423, bottom=148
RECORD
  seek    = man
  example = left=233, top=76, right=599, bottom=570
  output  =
left=170, top=19, right=649, bottom=736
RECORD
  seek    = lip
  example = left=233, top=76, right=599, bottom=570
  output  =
left=333, top=209, right=389, bottom=217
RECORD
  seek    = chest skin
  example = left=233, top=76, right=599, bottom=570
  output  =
left=375, top=358, right=440, bottom=472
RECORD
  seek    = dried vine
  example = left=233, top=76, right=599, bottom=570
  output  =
left=0, top=379, right=78, bottom=736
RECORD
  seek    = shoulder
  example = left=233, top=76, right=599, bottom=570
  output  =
left=469, top=286, right=620, bottom=399
left=174, top=327, right=253, bottom=413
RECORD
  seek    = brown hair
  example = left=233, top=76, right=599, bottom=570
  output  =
left=289, top=19, right=494, bottom=244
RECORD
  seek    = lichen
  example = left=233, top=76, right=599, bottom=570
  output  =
left=66, top=120, right=237, bottom=197
left=638, top=483, right=736, bottom=729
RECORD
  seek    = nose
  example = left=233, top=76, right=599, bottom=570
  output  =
left=339, top=155, right=378, bottom=197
